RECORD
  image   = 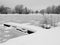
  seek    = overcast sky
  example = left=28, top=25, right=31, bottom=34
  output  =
left=0, top=0, right=60, bottom=10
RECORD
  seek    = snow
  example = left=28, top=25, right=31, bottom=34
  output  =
left=0, top=22, right=60, bottom=45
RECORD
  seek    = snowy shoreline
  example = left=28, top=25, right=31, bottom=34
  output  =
left=0, top=22, right=60, bottom=45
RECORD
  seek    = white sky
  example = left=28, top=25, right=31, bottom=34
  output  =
left=0, top=0, right=60, bottom=10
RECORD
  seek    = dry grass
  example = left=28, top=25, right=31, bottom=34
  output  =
left=0, top=14, right=44, bottom=26
left=0, top=14, right=60, bottom=27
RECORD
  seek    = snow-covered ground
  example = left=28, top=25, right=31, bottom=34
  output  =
left=0, top=22, right=60, bottom=45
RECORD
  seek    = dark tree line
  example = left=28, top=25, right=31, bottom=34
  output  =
left=0, top=4, right=60, bottom=14
left=40, top=5, right=60, bottom=14
left=0, top=5, right=34, bottom=14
